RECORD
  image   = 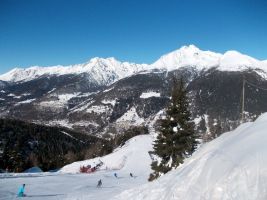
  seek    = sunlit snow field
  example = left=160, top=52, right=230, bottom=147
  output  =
left=0, top=135, right=153, bottom=200
left=2, top=113, right=267, bottom=200
left=0, top=171, right=147, bottom=200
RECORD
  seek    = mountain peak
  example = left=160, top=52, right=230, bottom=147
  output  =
left=151, top=45, right=222, bottom=70
left=89, top=57, right=118, bottom=64
left=179, top=44, right=200, bottom=52
left=219, top=50, right=261, bottom=70
left=1, top=45, right=267, bottom=83
left=0, top=56, right=146, bottom=83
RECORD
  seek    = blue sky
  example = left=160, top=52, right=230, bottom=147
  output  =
left=0, top=0, right=267, bottom=74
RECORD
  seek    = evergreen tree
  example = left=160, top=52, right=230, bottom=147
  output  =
left=149, top=78, right=198, bottom=181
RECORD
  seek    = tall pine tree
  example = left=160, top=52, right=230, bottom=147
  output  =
left=149, top=77, right=198, bottom=181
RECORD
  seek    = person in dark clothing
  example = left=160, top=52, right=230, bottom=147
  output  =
left=114, top=173, right=118, bottom=178
left=130, top=173, right=133, bottom=177
left=97, top=179, right=102, bottom=187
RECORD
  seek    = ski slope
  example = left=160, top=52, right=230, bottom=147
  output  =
left=114, top=113, right=267, bottom=200
left=2, top=113, right=267, bottom=200
left=0, top=135, right=153, bottom=200
left=61, top=134, right=153, bottom=175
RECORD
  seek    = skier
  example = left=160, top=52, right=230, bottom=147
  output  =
left=97, top=179, right=102, bottom=187
left=17, top=184, right=26, bottom=197
left=130, top=173, right=133, bottom=177
left=114, top=172, right=118, bottom=178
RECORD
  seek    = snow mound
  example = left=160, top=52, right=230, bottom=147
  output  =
left=114, top=113, right=267, bottom=200
left=23, top=166, right=43, bottom=173
left=60, top=135, right=153, bottom=176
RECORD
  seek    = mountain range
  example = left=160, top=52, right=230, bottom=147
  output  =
left=1, top=45, right=267, bottom=138
left=1, top=45, right=267, bottom=83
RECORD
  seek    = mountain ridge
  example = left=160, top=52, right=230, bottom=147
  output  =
left=1, top=45, right=267, bottom=83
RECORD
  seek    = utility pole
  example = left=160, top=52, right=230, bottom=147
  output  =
left=241, top=75, right=245, bottom=123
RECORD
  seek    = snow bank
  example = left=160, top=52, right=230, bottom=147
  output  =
left=60, top=135, right=153, bottom=176
left=23, top=167, right=43, bottom=173
left=114, top=113, right=267, bottom=200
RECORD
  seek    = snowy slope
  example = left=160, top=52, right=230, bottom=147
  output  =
left=114, top=113, right=267, bottom=200
left=1, top=45, right=267, bottom=83
left=0, top=135, right=153, bottom=200
left=61, top=134, right=153, bottom=176
left=2, top=116, right=267, bottom=200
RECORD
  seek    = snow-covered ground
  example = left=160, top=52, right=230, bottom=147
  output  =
left=140, top=92, right=160, bottom=99
left=114, top=113, right=267, bottom=200
left=0, top=135, right=153, bottom=200
left=61, top=135, right=153, bottom=175
left=0, top=171, right=148, bottom=200
left=2, top=113, right=267, bottom=200
left=116, top=107, right=145, bottom=126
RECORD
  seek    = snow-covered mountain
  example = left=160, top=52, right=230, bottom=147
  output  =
left=1, top=45, right=267, bottom=83
left=151, top=45, right=267, bottom=77
left=151, top=45, right=222, bottom=70
left=114, top=113, right=267, bottom=200
left=0, top=45, right=267, bottom=138
left=0, top=57, right=148, bottom=85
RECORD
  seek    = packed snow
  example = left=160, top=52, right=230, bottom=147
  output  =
left=2, top=113, right=267, bottom=199
left=140, top=92, right=161, bottom=99
left=61, top=134, right=153, bottom=175
left=0, top=135, right=153, bottom=200
left=114, top=113, right=267, bottom=200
